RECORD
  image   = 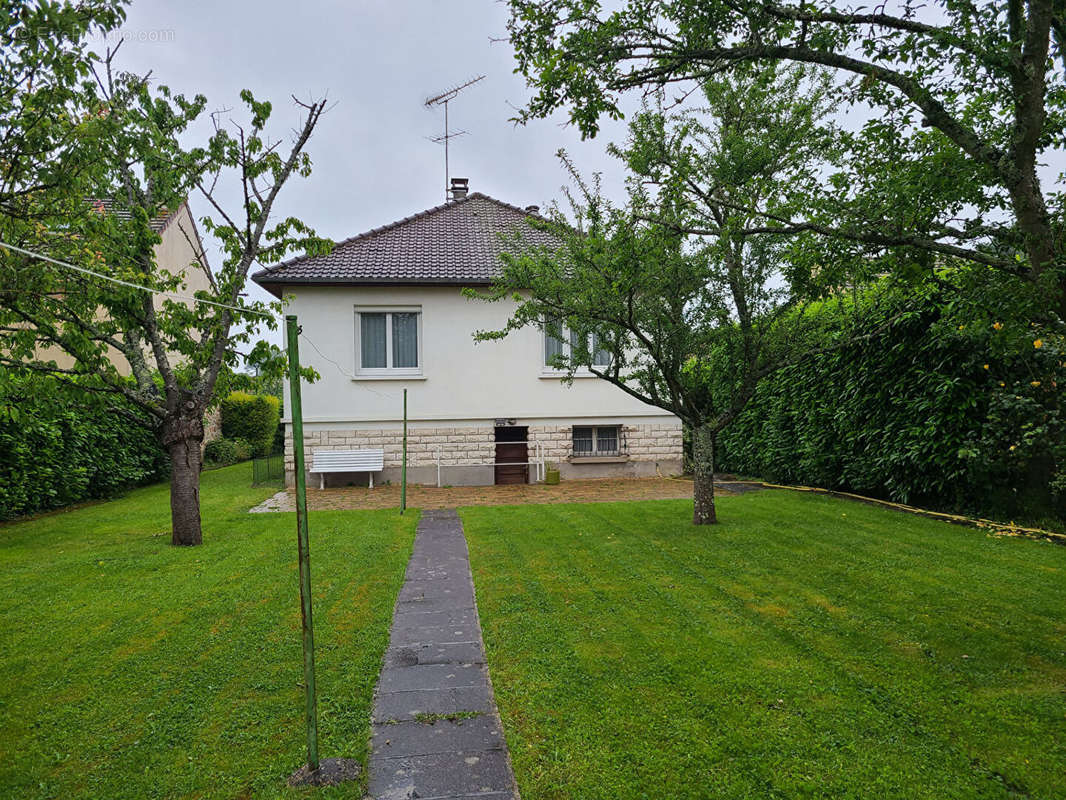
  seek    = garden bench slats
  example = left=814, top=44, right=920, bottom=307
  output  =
left=310, top=448, right=384, bottom=489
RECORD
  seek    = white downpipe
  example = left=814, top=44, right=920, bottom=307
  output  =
left=437, top=445, right=442, bottom=488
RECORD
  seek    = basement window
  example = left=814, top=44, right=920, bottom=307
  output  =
left=572, top=425, right=621, bottom=457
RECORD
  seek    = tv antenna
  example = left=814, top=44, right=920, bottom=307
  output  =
left=424, top=74, right=485, bottom=202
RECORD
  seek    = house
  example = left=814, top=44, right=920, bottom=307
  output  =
left=33, top=198, right=221, bottom=443
left=252, top=185, right=684, bottom=487
left=40, top=198, right=214, bottom=375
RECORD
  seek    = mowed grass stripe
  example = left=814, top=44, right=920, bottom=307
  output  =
left=0, top=465, right=417, bottom=799
left=461, top=493, right=1066, bottom=800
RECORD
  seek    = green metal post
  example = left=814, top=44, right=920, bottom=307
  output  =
left=401, top=388, right=408, bottom=514
left=286, top=315, right=319, bottom=771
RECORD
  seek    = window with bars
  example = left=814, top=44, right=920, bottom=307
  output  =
left=572, top=425, right=622, bottom=457
left=355, top=308, right=421, bottom=375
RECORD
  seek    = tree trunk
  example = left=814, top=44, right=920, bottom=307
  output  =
left=692, top=422, right=717, bottom=525
left=160, top=392, right=206, bottom=546
left=168, top=437, right=203, bottom=545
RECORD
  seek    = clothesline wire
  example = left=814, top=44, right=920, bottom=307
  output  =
left=0, top=240, right=275, bottom=319
left=295, top=332, right=408, bottom=400
left=4, top=239, right=409, bottom=400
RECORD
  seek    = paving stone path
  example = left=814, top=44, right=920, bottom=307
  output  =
left=368, top=509, right=518, bottom=800
left=249, top=475, right=727, bottom=513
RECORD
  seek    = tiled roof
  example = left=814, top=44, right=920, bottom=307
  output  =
left=252, top=192, right=561, bottom=294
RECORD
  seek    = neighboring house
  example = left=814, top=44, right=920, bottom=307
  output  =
left=253, top=186, right=684, bottom=487
left=33, top=198, right=221, bottom=446
left=40, top=198, right=214, bottom=374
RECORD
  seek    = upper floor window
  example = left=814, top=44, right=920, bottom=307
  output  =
left=544, top=324, right=611, bottom=369
left=356, top=307, right=421, bottom=376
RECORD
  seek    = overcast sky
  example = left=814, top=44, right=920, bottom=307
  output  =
left=111, top=0, right=631, bottom=348
left=109, top=1, right=1064, bottom=353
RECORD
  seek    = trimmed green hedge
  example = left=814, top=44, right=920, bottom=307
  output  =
left=220, top=392, right=280, bottom=458
left=0, top=374, right=168, bottom=520
left=716, top=271, right=1065, bottom=525
left=203, top=437, right=252, bottom=466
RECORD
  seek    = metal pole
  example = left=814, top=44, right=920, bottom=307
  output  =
left=286, top=315, right=319, bottom=772
left=401, top=388, right=408, bottom=514
left=444, top=100, right=449, bottom=202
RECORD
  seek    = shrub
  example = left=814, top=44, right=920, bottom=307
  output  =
left=715, top=269, right=1065, bottom=525
left=203, top=437, right=252, bottom=466
left=0, top=373, right=168, bottom=520
left=220, top=392, right=280, bottom=457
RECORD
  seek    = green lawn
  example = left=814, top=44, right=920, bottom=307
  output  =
left=0, top=465, right=417, bottom=799
left=461, top=493, right=1066, bottom=800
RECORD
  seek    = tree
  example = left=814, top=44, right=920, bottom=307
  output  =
left=475, top=65, right=847, bottom=524
left=219, top=340, right=286, bottom=398
left=505, top=0, right=1066, bottom=318
left=0, top=0, right=127, bottom=219
left=0, top=46, right=328, bottom=545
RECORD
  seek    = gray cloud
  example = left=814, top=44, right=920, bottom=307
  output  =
left=116, top=0, right=630, bottom=349
left=113, top=0, right=1064, bottom=352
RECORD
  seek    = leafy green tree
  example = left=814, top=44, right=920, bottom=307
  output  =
left=506, top=0, right=1066, bottom=317
left=0, top=0, right=126, bottom=218
left=476, top=66, right=850, bottom=524
left=243, top=339, right=285, bottom=396
left=218, top=340, right=286, bottom=398
left=0, top=46, right=328, bottom=544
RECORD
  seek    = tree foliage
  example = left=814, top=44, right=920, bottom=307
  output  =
left=0, top=23, right=327, bottom=544
left=219, top=391, right=280, bottom=458
left=0, top=371, right=167, bottom=520
left=717, top=266, right=1066, bottom=525
left=475, top=65, right=848, bottom=523
left=0, top=0, right=126, bottom=218
left=506, top=0, right=1066, bottom=316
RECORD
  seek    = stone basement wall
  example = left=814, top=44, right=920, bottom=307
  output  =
left=285, top=422, right=684, bottom=487
left=529, top=423, right=683, bottom=480
left=285, top=427, right=496, bottom=487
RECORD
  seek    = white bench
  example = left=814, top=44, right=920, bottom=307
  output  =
left=310, top=448, right=384, bottom=489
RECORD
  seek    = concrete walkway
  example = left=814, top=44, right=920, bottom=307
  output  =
left=368, top=509, right=518, bottom=800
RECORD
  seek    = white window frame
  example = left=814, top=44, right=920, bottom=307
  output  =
left=354, top=305, right=423, bottom=377
left=541, top=325, right=612, bottom=375
left=572, top=425, right=622, bottom=456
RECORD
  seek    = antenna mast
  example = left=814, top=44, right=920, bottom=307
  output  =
left=424, top=75, right=485, bottom=202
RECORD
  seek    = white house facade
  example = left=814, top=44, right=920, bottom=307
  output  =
left=253, top=191, right=684, bottom=487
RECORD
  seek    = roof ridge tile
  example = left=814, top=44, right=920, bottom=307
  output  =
left=251, top=191, right=559, bottom=296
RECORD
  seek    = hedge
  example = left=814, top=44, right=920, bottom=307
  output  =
left=715, top=270, right=1065, bottom=525
left=203, top=437, right=252, bottom=466
left=220, top=392, right=280, bottom=457
left=0, top=374, right=169, bottom=521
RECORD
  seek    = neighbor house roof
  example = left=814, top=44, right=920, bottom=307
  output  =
left=90, top=198, right=180, bottom=232
left=251, top=192, right=560, bottom=296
